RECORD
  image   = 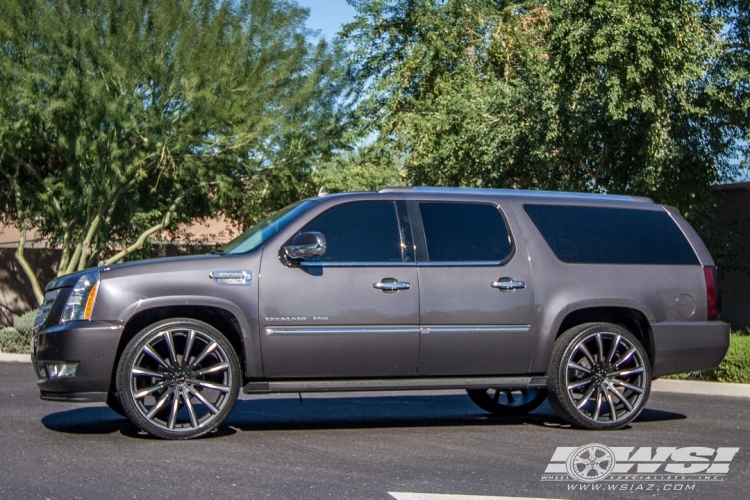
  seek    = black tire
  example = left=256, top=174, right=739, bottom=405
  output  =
left=467, top=388, right=547, bottom=416
left=547, top=322, right=651, bottom=430
left=116, top=318, right=241, bottom=439
left=106, top=391, right=127, bottom=417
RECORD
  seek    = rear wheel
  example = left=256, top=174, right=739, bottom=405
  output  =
left=547, top=323, right=651, bottom=430
left=116, top=318, right=240, bottom=439
left=467, top=387, right=547, bottom=416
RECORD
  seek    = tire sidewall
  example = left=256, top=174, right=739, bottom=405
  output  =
left=548, top=323, right=652, bottom=430
left=116, top=318, right=241, bottom=439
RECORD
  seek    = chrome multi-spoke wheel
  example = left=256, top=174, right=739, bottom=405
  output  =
left=467, top=388, right=547, bottom=416
left=116, top=319, right=240, bottom=439
left=547, top=323, right=651, bottom=430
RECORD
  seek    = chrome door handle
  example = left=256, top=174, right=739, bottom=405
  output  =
left=374, top=278, right=411, bottom=293
left=491, top=278, right=526, bottom=291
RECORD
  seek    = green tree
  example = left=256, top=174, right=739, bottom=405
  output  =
left=342, top=0, right=742, bottom=221
left=0, top=0, right=352, bottom=304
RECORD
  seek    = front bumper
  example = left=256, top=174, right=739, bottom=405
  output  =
left=32, top=320, right=123, bottom=402
left=651, top=321, right=730, bottom=378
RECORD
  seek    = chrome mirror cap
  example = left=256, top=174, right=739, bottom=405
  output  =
left=283, top=232, right=327, bottom=260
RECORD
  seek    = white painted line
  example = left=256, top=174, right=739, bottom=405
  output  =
left=389, top=493, right=566, bottom=500
left=652, top=379, right=750, bottom=399
left=0, top=352, right=31, bottom=363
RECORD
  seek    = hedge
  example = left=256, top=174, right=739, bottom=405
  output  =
left=0, top=310, right=36, bottom=354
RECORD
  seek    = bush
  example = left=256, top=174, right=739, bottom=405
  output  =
left=0, top=327, right=29, bottom=354
left=0, top=310, right=37, bottom=354
left=703, top=333, right=750, bottom=384
left=13, top=310, right=36, bottom=338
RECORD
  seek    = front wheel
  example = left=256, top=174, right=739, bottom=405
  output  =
left=547, top=323, right=651, bottom=430
left=467, top=387, right=547, bottom=416
left=116, top=318, right=241, bottom=439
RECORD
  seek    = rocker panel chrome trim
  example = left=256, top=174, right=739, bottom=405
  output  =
left=243, top=376, right=549, bottom=393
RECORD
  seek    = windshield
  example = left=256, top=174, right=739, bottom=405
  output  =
left=218, top=199, right=316, bottom=255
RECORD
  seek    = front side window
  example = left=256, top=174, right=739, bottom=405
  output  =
left=419, top=202, right=513, bottom=262
left=300, top=201, right=405, bottom=263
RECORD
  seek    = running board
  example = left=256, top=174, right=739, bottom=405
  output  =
left=243, top=376, right=548, bottom=394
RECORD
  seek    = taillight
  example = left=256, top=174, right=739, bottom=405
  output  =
left=703, top=266, right=721, bottom=321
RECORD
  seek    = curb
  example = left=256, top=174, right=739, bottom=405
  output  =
left=652, top=378, right=750, bottom=399
left=0, top=352, right=31, bottom=363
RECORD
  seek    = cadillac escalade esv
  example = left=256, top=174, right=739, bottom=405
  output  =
left=31, top=187, right=730, bottom=439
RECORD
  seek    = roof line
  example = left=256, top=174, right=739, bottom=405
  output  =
left=378, top=186, right=652, bottom=203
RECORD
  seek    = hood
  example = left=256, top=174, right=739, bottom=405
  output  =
left=45, top=254, right=222, bottom=291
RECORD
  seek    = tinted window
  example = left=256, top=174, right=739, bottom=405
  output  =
left=419, top=203, right=513, bottom=262
left=301, top=201, right=403, bottom=263
left=523, top=204, right=699, bottom=265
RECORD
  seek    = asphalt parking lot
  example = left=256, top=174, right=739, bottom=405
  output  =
left=1, top=361, right=748, bottom=500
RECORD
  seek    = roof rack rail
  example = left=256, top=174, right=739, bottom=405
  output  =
left=378, top=186, right=651, bottom=203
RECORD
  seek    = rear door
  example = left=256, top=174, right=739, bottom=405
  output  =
left=412, top=198, right=536, bottom=375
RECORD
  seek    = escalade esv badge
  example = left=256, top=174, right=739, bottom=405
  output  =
left=31, top=187, right=729, bottom=439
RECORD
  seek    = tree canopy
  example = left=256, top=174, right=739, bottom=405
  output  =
left=342, top=0, right=748, bottom=220
left=1, top=0, right=749, bottom=306
left=0, top=0, right=354, bottom=303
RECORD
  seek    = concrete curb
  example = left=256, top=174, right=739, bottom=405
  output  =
left=0, top=352, right=31, bottom=363
left=652, top=378, right=750, bottom=399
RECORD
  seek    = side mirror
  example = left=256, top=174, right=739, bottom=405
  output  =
left=283, top=232, right=327, bottom=261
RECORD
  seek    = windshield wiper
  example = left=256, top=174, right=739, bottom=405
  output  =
left=209, top=248, right=226, bottom=255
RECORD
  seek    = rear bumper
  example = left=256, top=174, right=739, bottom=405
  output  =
left=651, top=321, right=730, bottom=378
left=31, top=321, right=122, bottom=399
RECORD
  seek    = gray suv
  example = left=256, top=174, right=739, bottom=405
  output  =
left=31, top=187, right=730, bottom=439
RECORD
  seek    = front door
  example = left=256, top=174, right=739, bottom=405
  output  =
left=413, top=199, right=536, bottom=376
left=258, top=200, right=420, bottom=378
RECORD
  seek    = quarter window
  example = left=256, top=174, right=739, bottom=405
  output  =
left=300, top=201, right=404, bottom=263
left=523, top=204, right=699, bottom=265
left=419, top=203, right=513, bottom=262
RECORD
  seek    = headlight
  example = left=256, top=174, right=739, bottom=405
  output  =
left=60, top=271, right=100, bottom=323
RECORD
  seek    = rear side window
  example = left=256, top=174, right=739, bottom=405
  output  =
left=523, top=205, right=699, bottom=265
left=300, top=201, right=403, bottom=263
left=419, top=202, right=513, bottom=262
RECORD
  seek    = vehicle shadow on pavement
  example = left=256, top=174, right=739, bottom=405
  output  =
left=40, top=407, right=237, bottom=439
left=40, top=395, right=685, bottom=438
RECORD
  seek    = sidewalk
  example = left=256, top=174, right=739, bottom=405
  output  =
left=651, top=378, right=750, bottom=399
left=0, top=352, right=30, bottom=363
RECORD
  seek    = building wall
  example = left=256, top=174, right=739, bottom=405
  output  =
left=715, top=183, right=750, bottom=329
left=0, top=249, right=61, bottom=327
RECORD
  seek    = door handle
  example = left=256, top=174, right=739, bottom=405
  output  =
left=491, top=278, right=526, bottom=291
left=374, top=278, right=411, bottom=293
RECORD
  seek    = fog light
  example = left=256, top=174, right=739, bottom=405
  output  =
left=47, top=363, right=78, bottom=379
left=36, top=362, right=48, bottom=380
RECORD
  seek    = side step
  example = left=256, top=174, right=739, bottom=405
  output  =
left=243, top=376, right=548, bottom=394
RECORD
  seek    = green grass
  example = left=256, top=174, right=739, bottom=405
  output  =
left=664, top=330, right=750, bottom=384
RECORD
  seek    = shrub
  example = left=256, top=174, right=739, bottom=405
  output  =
left=13, top=310, right=37, bottom=338
left=0, top=327, right=29, bottom=354
left=0, top=310, right=37, bottom=354
left=703, top=333, right=750, bottom=384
